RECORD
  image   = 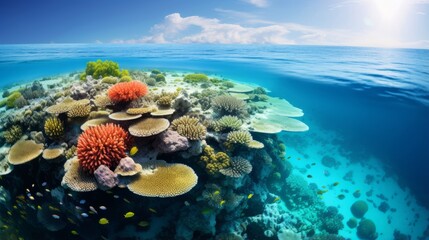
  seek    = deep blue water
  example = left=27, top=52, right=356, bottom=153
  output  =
left=1, top=43, right=429, bottom=207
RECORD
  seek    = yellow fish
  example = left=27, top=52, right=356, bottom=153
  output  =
left=37, top=205, right=42, bottom=210
left=148, top=208, right=157, bottom=213
left=213, top=190, right=220, bottom=195
left=220, top=200, right=226, bottom=206
left=71, top=230, right=79, bottom=235
left=130, top=146, right=138, bottom=156
left=138, top=221, right=150, bottom=227
left=247, top=194, right=254, bottom=199
left=333, top=182, right=340, bottom=186
left=272, top=197, right=281, bottom=203
left=98, top=218, right=109, bottom=225
left=124, top=212, right=135, bottom=218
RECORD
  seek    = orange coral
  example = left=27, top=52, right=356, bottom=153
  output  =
left=77, top=123, right=129, bottom=174
left=108, top=81, right=148, bottom=103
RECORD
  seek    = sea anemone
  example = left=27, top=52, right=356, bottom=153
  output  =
left=108, top=81, right=148, bottom=103
left=77, top=123, right=129, bottom=174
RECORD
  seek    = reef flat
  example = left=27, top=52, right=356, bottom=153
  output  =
left=0, top=60, right=420, bottom=240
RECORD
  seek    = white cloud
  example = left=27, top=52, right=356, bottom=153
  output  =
left=242, top=0, right=268, bottom=8
left=417, top=11, right=426, bottom=15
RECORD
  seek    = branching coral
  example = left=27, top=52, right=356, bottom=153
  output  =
left=80, top=59, right=129, bottom=80
left=172, top=116, right=200, bottom=129
left=225, top=130, right=253, bottom=148
left=67, top=104, right=91, bottom=118
left=77, top=123, right=129, bottom=174
left=3, top=125, right=23, bottom=144
left=44, top=117, right=64, bottom=140
left=212, top=95, right=247, bottom=118
left=172, top=115, right=207, bottom=140
left=219, top=156, right=252, bottom=178
left=107, top=81, right=148, bottom=103
left=211, top=115, right=242, bottom=132
left=199, top=145, right=230, bottom=175
left=184, top=73, right=209, bottom=83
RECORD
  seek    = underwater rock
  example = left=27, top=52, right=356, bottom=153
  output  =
left=70, top=77, right=98, bottom=99
left=172, top=95, right=192, bottom=116
left=30, top=131, right=45, bottom=144
left=153, top=129, right=190, bottom=154
left=94, top=164, right=118, bottom=190
left=180, top=140, right=204, bottom=159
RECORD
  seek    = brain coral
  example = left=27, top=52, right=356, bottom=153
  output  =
left=77, top=123, right=129, bottom=174
left=107, top=81, right=148, bottom=103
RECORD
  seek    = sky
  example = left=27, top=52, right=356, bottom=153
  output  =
left=0, top=0, right=428, bottom=48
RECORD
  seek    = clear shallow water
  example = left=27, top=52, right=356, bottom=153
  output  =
left=1, top=44, right=429, bottom=238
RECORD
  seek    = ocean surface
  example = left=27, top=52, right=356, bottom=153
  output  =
left=1, top=44, right=429, bottom=239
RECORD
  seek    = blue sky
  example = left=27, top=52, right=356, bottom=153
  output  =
left=1, top=0, right=428, bottom=48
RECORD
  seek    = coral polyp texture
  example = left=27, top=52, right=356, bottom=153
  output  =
left=219, top=156, right=252, bottom=178
left=212, top=95, right=247, bottom=117
left=107, top=81, right=148, bottom=103
left=77, top=123, right=129, bottom=174
left=3, top=125, right=23, bottom=144
left=44, top=117, right=64, bottom=140
left=171, top=115, right=207, bottom=140
left=7, top=140, right=44, bottom=165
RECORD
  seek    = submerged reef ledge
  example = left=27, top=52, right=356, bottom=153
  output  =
left=0, top=61, right=361, bottom=240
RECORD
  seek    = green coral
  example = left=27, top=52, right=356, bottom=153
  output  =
left=101, top=76, right=118, bottom=84
left=184, top=73, right=209, bottom=83
left=357, top=219, right=377, bottom=239
left=200, top=145, right=230, bottom=175
left=155, top=74, right=166, bottom=82
left=3, top=125, right=23, bottom=144
left=44, top=117, right=64, bottom=140
left=119, top=75, right=132, bottom=82
left=80, top=60, right=129, bottom=80
left=211, top=115, right=242, bottom=132
left=350, top=200, right=368, bottom=218
left=1, top=92, right=23, bottom=109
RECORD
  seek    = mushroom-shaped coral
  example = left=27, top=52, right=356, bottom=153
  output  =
left=44, top=117, right=64, bottom=140
left=77, top=123, right=129, bottom=174
left=107, top=81, right=148, bottom=103
left=109, top=111, right=142, bottom=121
left=8, top=140, right=44, bottom=165
left=80, top=117, right=111, bottom=131
left=3, top=125, right=23, bottom=144
left=42, top=147, right=64, bottom=160
left=219, top=156, right=252, bottom=178
left=127, top=160, right=198, bottom=198
left=61, top=157, right=97, bottom=192
left=212, top=95, right=247, bottom=117
left=46, top=97, right=77, bottom=114
left=128, top=118, right=170, bottom=137
left=126, top=106, right=157, bottom=115
left=114, top=157, right=142, bottom=176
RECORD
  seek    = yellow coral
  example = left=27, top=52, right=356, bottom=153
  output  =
left=156, top=96, right=172, bottom=107
left=172, top=115, right=206, bottom=140
left=8, top=140, right=44, bottom=165
left=3, top=125, right=23, bottom=144
left=199, top=145, right=230, bottom=175
left=67, top=104, right=91, bottom=118
left=44, top=117, right=64, bottom=140
left=61, top=157, right=97, bottom=192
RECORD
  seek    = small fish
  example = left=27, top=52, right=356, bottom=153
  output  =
left=67, top=217, right=76, bottom=224
left=7, top=211, right=12, bottom=216
left=213, top=190, right=220, bottom=195
left=81, top=213, right=89, bottom=218
left=52, top=214, right=60, bottom=219
left=28, top=196, right=35, bottom=201
left=337, top=194, right=346, bottom=200
left=272, top=197, right=281, bottom=203
left=36, top=192, right=43, bottom=197
left=138, top=221, right=150, bottom=227
left=220, top=200, right=226, bottom=206
left=113, top=195, right=119, bottom=199
left=42, top=182, right=47, bottom=187
left=37, top=205, right=42, bottom=210
left=124, top=212, right=135, bottom=218
left=184, top=201, right=190, bottom=206
left=98, top=218, right=109, bottom=225
left=26, top=189, right=30, bottom=193
left=307, top=174, right=313, bottom=178
left=79, top=200, right=86, bottom=205
left=70, top=230, right=79, bottom=235
left=287, top=156, right=291, bottom=159
left=123, top=198, right=131, bottom=204
left=148, top=208, right=157, bottom=213
left=13, top=205, right=17, bottom=209
left=130, top=146, right=138, bottom=156
left=311, top=163, right=316, bottom=166
left=67, top=193, right=73, bottom=197
left=106, top=190, right=113, bottom=194
left=45, top=189, right=51, bottom=193
left=16, top=195, right=25, bottom=200
left=317, top=189, right=329, bottom=195
left=99, top=206, right=107, bottom=211
left=75, top=206, right=82, bottom=210
left=89, top=206, right=98, bottom=214
left=247, top=194, right=254, bottom=199
left=49, top=206, right=60, bottom=212
left=31, top=184, right=35, bottom=188
left=333, top=182, right=340, bottom=186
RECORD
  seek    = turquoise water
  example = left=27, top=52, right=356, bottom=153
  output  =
left=0, top=44, right=428, bottom=239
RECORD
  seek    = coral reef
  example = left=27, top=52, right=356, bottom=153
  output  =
left=219, top=157, right=252, bottom=178
left=172, top=115, right=207, bottom=140
left=351, top=200, right=368, bottom=218
left=211, top=115, right=242, bottom=132
left=7, top=140, right=44, bottom=165
left=77, top=123, right=129, bottom=174
left=61, top=157, right=98, bottom=192
left=44, top=117, right=64, bottom=140
left=80, top=59, right=129, bottom=80
left=108, top=81, right=148, bottom=103
left=200, top=145, right=230, bottom=175
left=114, top=157, right=142, bottom=176
left=128, top=118, right=170, bottom=137
left=212, top=95, right=247, bottom=118
left=3, top=125, right=23, bottom=144
left=357, top=219, right=377, bottom=239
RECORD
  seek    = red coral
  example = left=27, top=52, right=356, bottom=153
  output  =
left=77, top=123, right=129, bottom=174
left=108, top=81, right=148, bottom=103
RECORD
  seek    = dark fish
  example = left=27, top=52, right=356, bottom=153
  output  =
left=307, top=174, right=313, bottom=178
left=337, top=194, right=345, bottom=200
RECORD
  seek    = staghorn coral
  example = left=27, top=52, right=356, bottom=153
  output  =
left=171, top=116, right=199, bottom=129
left=219, top=156, right=252, bottom=178
left=67, top=104, right=91, bottom=118
left=61, top=157, right=97, bottom=192
left=226, top=130, right=253, bottom=148
left=199, top=145, right=230, bottom=175
left=211, top=115, right=242, bottom=132
left=128, top=118, right=170, bottom=137
left=77, top=123, right=129, bottom=174
left=212, top=95, right=247, bottom=118
left=7, top=140, right=44, bottom=165
left=176, top=124, right=207, bottom=140
left=44, top=117, right=64, bottom=140
left=3, top=125, right=23, bottom=144
left=156, top=96, right=173, bottom=108
left=127, top=160, right=198, bottom=197
left=107, top=81, right=148, bottom=103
